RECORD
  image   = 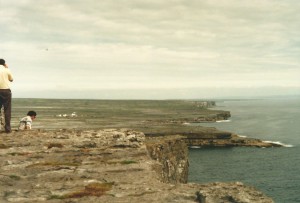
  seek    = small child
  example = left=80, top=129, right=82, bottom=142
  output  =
left=18, top=111, right=37, bottom=130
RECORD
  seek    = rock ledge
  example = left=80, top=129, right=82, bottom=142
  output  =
left=0, top=129, right=274, bottom=203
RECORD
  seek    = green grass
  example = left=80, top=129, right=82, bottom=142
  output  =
left=11, top=98, right=226, bottom=133
left=120, top=160, right=138, bottom=165
left=9, top=175, right=21, bottom=180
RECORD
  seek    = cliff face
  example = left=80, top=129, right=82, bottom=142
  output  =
left=144, top=126, right=281, bottom=148
left=0, top=129, right=274, bottom=203
left=193, top=111, right=231, bottom=122
left=184, top=131, right=282, bottom=147
left=145, top=135, right=274, bottom=203
left=146, top=135, right=189, bottom=184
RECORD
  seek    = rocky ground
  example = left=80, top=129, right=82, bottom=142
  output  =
left=0, top=129, right=274, bottom=203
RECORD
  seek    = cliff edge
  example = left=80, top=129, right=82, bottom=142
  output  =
left=0, top=129, right=274, bottom=203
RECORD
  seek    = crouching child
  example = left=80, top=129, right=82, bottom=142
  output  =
left=18, top=111, right=37, bottom=130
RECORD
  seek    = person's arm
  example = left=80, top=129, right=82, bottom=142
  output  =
left=25, top=121, right=32, bottom=130
left=26, top=124, right=32, bottom=129
left=4, top=64, right=13, bottom=81
left=8, top=70, right=13, bottom=82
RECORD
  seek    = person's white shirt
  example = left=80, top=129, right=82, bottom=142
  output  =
left=0, top=66, right=13, bottom=89
left=18, top=116, right=33, bottom=130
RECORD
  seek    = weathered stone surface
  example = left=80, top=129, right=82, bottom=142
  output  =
left=0, top=129, right=274, bottom=202
left=144, top=127, right=281, bottom=148
left=146, top=135, right=189, bottom=184
left=192, top=111, right=231, bottom=122
left=192, top=182, right=274, bottom=203
left=186, top=134, right=283, bottom=148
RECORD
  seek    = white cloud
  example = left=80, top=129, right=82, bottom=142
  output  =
left=0, top=0, right=299, bottom=98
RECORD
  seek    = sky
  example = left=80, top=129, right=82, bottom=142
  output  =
left=1, top=0, right=300, bottom=99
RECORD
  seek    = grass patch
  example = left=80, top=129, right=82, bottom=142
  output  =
left=106, top=159, right=138, bottom=165
left=120, top=160, right=138, bottom=165
left=9, top=175, right=21, bottom=180
left=48, top=195, right=65, bottom=200
left=30, top=155, right=44, bottom=159
left=106, top=168, right=144, bottom=173
left=4, top=191, right=16, bottom=198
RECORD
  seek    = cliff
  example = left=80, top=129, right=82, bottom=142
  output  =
left=146, top=135, right=189, bottom=184
left=192, top=111, right=231, bottom=122
left=143, top=126, right=281, bottom=148
left=0, top=129, right=274, bottom=203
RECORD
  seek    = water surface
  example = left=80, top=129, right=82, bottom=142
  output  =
left=189, top=98, right=300, bottom=203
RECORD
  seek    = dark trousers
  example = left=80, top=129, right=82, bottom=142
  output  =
left=0, top=89, right=12, bottom=132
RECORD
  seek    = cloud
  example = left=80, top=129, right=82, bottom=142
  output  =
left=1, top=0, right=299, bottom=98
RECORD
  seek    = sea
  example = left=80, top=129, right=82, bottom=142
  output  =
left=188, top=97, right=300, bottom=203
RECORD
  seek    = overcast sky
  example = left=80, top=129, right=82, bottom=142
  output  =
left=1, top=0, right=299, bottom=99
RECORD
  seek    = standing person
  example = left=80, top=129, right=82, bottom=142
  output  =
left=0, top=59, right=13, bottom=133
left=18, top=111, right=37, bottom=130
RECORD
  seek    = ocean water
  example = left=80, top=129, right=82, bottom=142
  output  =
left=188, top=97, right=300, bottom=203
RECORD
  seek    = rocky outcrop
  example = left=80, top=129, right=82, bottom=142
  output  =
left=0, top=129, right=274, bottom=202
left=185, top=133, right=282, bottom=148
left=146, top=135, right=189, bottom=184
left=192, top=181, right=274, bottom=203
left=145, top=127, right=282, bottom=148
left=192, top=111, right=231, bottom=122
left=142, top=111, right=231, bottom=125
left=194, top=101, right=216, bottom=108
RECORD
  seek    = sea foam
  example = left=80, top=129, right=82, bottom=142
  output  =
left=189, top=146, right=201, bottom=149
left=264, top=141, right=293, bottom=147
left=216, top=120, right=231, bottom=123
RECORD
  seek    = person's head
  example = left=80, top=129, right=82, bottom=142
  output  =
left=0, top=59, right=6, bottom=66
left=27, top=111, right=37, bottom=120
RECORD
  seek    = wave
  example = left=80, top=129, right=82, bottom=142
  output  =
left=216, top=120, right=231, bottom=123
left=264, top=141, right=293, bottom=147
left=237, top=135, right=247, bottom=138
left=189, top=146, right=201, bottom=149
